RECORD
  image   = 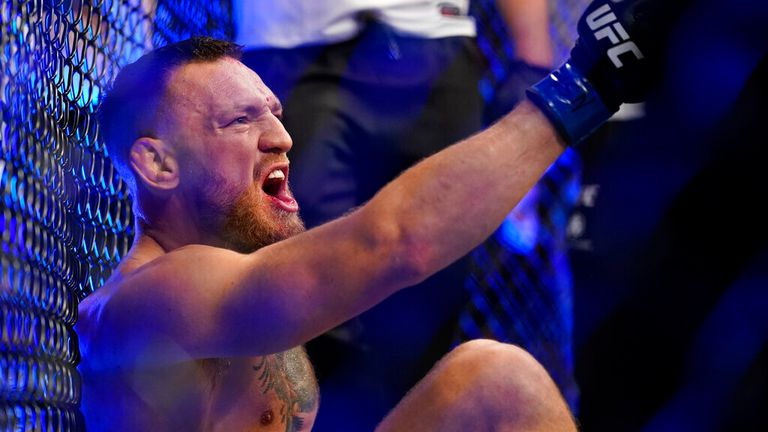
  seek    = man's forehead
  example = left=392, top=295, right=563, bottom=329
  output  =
left=166, top=58, right=275, bottom=108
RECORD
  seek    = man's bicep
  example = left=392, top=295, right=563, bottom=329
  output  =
left=223, top=213, right=424, bottom=352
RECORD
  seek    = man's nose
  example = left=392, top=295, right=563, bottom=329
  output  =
left=258, top=116, right=293, bottom=154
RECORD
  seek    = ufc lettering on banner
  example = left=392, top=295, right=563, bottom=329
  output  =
left=586, top=3, right=644, bottom=68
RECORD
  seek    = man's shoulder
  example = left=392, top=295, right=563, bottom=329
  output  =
left=77, top=243, right=244, bottom=336
left=76, top=249, right=182, bottom=368
left=75, top=240, right=270, bottom=369
left=76, top=249, right=161, bottom=347
left=77, top=254, right=149, bottom=319
left=76, top=268, right=129, bottom=350
left=81, top=243, right=229, bottom=302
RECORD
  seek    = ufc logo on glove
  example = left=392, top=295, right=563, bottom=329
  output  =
left=586, top=3, right=644, bottom=68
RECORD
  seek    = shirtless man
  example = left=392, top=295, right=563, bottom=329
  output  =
left=77, top=1, right=655, bottom=430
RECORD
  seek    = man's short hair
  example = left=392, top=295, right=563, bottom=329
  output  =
left=98, top=37, right=242, bottom=192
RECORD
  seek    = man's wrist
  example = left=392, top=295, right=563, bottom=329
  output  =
left=525, top=60, right=615, bottom=146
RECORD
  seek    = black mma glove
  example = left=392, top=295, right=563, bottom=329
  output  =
left=527, top=0, right=661, bottom=145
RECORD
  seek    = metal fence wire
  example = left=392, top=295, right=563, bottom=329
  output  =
left=0, top=0, right=232, bottom=430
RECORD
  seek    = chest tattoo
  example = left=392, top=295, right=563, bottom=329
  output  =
left=252, top=348, right=318, bottom=431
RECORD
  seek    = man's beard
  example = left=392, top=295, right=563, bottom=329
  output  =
left=222, top=186, right=305, bottom=253
left=198, top=173, right=305, bottom=253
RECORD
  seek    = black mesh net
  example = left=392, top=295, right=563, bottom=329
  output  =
left=0, top=0, right=232, bottom=430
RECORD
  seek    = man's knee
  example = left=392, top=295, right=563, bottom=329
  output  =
left=439, top=339, right=576, bottom=431
left=443, top=339, right=539, bottom=378
left=440, top=339, right=546, bottom=397
left=376, top=340, right=575, bottom=432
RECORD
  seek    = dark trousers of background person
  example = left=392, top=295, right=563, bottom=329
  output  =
left=242, top=21, right=485, bottom=431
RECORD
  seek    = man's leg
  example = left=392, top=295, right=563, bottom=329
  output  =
left=375, top=339, right=577, bottom=432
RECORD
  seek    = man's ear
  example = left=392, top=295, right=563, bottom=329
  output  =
left=128, top=137, right=180, bottom=191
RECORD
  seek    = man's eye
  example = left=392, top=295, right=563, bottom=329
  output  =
left=230, top=116, right=248, bottom=125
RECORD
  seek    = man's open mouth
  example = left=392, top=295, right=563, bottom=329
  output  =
left=262, top=168, right=286, bottom=197
left=260, top=166, right=299, bottom=213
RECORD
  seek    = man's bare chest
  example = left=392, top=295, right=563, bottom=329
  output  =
left=92, top=347, right=320, bottom=431
left=202, top=347, right=319, bottom=431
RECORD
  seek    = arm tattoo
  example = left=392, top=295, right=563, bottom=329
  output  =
left=253, top=347, right=318, bottom=431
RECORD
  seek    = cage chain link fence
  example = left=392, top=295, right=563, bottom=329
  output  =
left=0, top=0, right=232, bottom=430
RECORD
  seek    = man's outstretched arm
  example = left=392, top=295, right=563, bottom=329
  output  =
left=85, top=0, right=659, bottom=367
left=84, top=101, right=562, bottom=367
